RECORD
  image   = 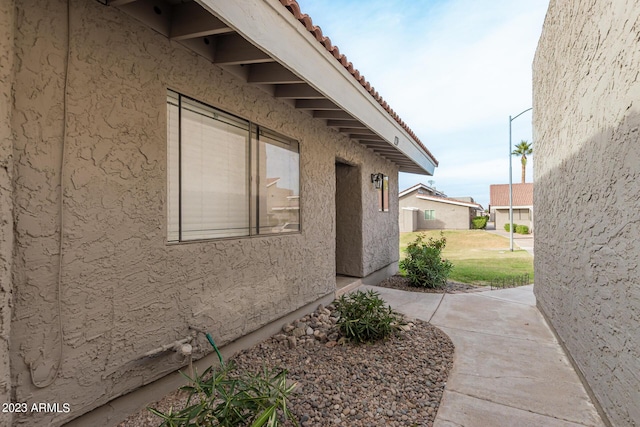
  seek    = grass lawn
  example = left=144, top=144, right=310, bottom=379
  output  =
left=399, top=230, right=534, bottom=286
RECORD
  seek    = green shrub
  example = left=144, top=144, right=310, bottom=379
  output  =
left=399, top=233, right=453, bottom=288
left=471, top=215, right=489, bottom=229
left=334, top=290, right=404, bottom=343
left=504, top=223, right=518, bottom=232
left=149, top=362, right=298, bottom=427
left=515, top=225, right=529, bottom=234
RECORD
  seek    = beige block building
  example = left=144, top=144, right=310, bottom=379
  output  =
left=534, top=1, right=640, bottom=425
left=399, top=183, right=482, bottom=231
left=489, top=183, right=533, bottom=232
left=0, top=0, right=438, bottom=425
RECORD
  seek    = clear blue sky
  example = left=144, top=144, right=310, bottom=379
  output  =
left=295, top=0, right=549, bottom=208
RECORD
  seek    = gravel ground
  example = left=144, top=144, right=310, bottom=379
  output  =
left=374, top=274, right=484, bottom=294
left=119, top=300, right=455, bottom=427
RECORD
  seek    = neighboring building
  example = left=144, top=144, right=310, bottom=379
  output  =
left=263, top=177, right=300, bottom=232
left=534, top=1, right=640, bottom=426
left=400, top=182, right=447, bottom=198
left=399, top=184, right=482, bottom=231
left=489, top=183, right=533, bottom=232
left=0, top=1, right=438, bottom=425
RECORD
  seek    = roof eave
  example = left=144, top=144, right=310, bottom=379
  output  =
left=416, top=195, right=481, bottom=209
left=196, top=0, right=437, bottom=175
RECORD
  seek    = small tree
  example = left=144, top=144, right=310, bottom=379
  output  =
left=471, top=215, right=489, bottom=229
left=400, top=233, right=453, bottom=289
left=512, top=140, right=533, bottom=183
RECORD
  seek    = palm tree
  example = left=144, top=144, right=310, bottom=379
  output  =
left=512, top=140, right=533, bottom=183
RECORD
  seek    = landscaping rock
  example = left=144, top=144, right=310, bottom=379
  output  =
left=118, top=298, right=454, bottom=427
left=376, top=274, right=483, bottom=294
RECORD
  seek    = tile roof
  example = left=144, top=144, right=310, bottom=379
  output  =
left=490, top=183, right=533, bottom=207
left=279, top=0, right=438, bottom=166
left=399, top=183, right=447, bottom=198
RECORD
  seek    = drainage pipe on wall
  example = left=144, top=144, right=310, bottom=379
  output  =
left=143, top=336, right=193, bottom=358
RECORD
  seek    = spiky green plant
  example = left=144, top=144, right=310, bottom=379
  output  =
left=149, top=362, right=298, bottom=427
left=334, top=290, right=404, bottom=343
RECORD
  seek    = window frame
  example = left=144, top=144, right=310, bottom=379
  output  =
left=167, top=90, right=301, bottom=243
left=424, top=210, right=436, bottom=220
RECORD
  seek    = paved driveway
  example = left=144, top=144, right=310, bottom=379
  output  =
left=486, top=229, right=534, bottom=256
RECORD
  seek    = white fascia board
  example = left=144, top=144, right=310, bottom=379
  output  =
left=196, top=0, right=436, bottom=175
left=416, top=195, right=479, bottom=209
left=399, top=185, right=421, bottom=198
left=399, top=183, right=443, bottom=198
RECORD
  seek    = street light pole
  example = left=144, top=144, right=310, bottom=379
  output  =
left=509, top=107, right=532, bottom=252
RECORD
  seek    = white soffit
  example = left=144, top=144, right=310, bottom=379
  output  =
left=109, top=0, right=437, bottom=174
left=196, top=0, right=436, bottom=174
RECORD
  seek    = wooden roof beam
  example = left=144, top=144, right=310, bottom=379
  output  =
left=295, top=99, right=341, bottom=110
left=170, top=2, right=232, bottom=40
left=248, top=63, right=303, bottom=84
left=213, top=34, right=272, bottom=65
left=313, top=111, right=354, bottom=120
left=274, top=84, right=324, bottom=99
left=326, top=120, right=367, bottom=128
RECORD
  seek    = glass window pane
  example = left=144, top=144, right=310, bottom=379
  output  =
left=167, top=91, right=300, bottom=242
left=257, top=130, right=300, bottom=234
left=180, top=97, right=250, bottom=240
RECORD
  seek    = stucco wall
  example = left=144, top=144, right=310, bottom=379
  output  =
left=363, top=173, right=399, bottom=275
left=10, top=0, right=399, bottom=424
left=335, top=163, right=363, bottom=277
left=0, top=1, right=15, bottom=425
left=533, top=1, right=640, bottom=425
left=399, top=193, right=471, bottom=230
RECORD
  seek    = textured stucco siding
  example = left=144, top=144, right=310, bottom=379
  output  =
left=0, top=1, right=15, bottom=425
left=533, top=1, right=640, bottom=425
left=334, top=164, right=398, bottom=277
left=363, top=173, right=399, bottom=274
left=335, top=163, right=363, bottom=276
left=398, top=194, right=471, bottom=230
left=9, top=0, right=399, bottom=425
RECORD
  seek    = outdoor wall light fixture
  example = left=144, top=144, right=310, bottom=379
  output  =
left=371, top=173, right=384, bottom=189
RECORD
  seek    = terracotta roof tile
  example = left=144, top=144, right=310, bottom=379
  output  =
left=490, top=183, right=533, bottom=207
left=279, top=0, right=438, bottom=167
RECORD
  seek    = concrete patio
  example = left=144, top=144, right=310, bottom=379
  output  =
left=361, top=284, right=605, bottom=427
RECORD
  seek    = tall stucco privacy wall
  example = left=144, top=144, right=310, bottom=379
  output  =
left=6, top=0, right=402, bottom=425
left=533, top=1, right=640, bottom=425
left=0, top=1, right=15, bottom=426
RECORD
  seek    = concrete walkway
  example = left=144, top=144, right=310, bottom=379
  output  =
left=361, top=284, right=604, bottom=427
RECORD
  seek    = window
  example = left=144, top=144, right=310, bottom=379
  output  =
left=378, top=175, right=389, bottom=212
left=424, top=210, right=435, bottom=220
left=167, top=91, right=300, bottom=242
